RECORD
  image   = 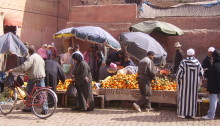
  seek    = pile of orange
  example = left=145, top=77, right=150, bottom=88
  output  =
left=101, top=74, right=139, bottom=89
left=151, top=77, right=177, bottom=91
left=56, top=79, right=73, bottom=91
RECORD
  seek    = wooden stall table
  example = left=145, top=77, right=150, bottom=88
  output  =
left=96, top=88, right=177, bottom=104
left=56, top=90, right=68, bottom=107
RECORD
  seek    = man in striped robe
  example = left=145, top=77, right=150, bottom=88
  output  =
left=176, top=48, right=203, bottom=118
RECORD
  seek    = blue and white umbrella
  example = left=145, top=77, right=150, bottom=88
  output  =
left=0, top=32, right=28, bottom=57
left=120, top=32, right=167, bottom=65
left=71, top=26, right=121, bottom=50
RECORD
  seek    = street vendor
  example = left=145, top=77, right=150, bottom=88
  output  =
left=98, top=59, right=111, bottom=81
left=124, top=54, right=135, bottom=67
left=173, top=42, right=184, bottom=74
left=107, top=51, right=125, bottom=67
left=84, top=45, right=103, bottom=81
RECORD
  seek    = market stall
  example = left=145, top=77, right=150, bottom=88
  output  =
left=97, top=88, right=177, bottom=104
left=96, top=71, right=178, bottom=104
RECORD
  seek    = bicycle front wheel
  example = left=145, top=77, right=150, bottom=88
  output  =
left=0, top=87, right=17, bottom=115
left=31, top=88, right=57, bottom=119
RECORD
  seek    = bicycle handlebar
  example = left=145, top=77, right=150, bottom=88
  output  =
left=5, top=72, right=26, bottom=77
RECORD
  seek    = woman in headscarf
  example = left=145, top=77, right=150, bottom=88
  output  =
left=72, top=53, right=94, bottom=111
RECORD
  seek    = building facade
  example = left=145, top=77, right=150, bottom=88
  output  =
left=0, top=0, right=70, bottom=50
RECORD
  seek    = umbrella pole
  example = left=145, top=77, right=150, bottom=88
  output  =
left=72, top=37, right=74, bottom=47
left=104, top=46, right=109, bottom=63
left=3, top=54, right=7, bottom=71
left=61, top=37, right=64, bottom=52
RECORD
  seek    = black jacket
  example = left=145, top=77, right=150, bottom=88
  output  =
left=173, top=49, right=183, bottom=74
left=207, top=50, right=220, bottom=94
left=202, top=56, right=212, bottom=78
left=45, top=60, right=65, bottom=91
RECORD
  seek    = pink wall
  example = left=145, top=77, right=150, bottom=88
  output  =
left=69, top=4, right=137, bottom=23
left=146, top=16, right=220, bottom=62
left=68, top=4, right=220, bottom=64
left=0, top=0, right=70, bottom=70
left=0, top=0, right=69, bottom=51
left=65, top=4, right=137, bottom=53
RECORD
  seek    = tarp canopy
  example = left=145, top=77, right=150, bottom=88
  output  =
left=130, top=21, right=184, bottom=36
left=53, top=26, right=121, bottom=50
left=120, top=32, right=167, bottom=66
left=0, top=32, right=28, bottom=57
left=4, top=11, right=23, bottom=27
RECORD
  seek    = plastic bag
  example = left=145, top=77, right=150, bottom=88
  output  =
left=65, top=83, right=77, bottom=97
left=16, top=75, right=24, bottom=87
left=16, top=87, right=26, bottom=99
left=6, top=73, right=14, bottom=87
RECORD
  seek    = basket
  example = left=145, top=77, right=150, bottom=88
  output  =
left=107, top=68, right=118, bottom=73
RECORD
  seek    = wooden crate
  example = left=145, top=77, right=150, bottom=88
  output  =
left=197, top=101, right=220, bottom=117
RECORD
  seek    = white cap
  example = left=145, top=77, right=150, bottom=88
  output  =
left=51, top=42, right=55, bottom=47
left=174, top=42, right=181, bottom=47
left=208, top=47, right=215, bottom=52
left=187, top=48, right=195, bottom=56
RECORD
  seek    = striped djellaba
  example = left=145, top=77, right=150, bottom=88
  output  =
left=176, top=57, right=203, bottom=117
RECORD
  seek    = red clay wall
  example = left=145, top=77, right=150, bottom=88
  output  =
left=0, top=0, right=70, bottom=70
left=65, top=4, right=137, bottom=53
left=69, top=4, right=137, bottom=23
left=143, top=16, right=220, bottom=62
left=0, top=0, right=69, bottom=50
left=67, top=4, right=220, bottom=63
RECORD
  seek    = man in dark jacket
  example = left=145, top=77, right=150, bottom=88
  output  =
left=45, top=60, right=65, bottom=92
left=202, top=50, right=220, bottom=120
left=202, top=47, right=215, bottom=79
left=133, top=51, right=156, bottom=112
left=173, top=42, right=184, bottom=74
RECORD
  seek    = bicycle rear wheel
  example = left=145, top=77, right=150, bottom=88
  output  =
left=31, top=88, right=57, bottom=119
left=0, top=86, right=17, bottom=115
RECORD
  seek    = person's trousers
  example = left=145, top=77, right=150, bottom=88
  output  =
left=27, top=78, right=47, bottom=110
left=135, top=78, right=152, bottom=108
left=207, top=94, right=220, bottom=119
left=27, top=78, right=45, bottom=95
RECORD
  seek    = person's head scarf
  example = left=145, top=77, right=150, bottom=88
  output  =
left=72, top=53, right=83, bottom=62
left=212, top=49, right=220, bottom=63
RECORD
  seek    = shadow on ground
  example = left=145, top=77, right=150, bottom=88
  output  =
left=0, top=112, right=37, bottom=120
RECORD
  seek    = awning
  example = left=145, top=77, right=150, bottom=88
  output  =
left=130, top=21, right=184, bottom=36
left=4, top=11, right=23, bottom=27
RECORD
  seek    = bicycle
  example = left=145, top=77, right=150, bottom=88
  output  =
left=0, top=73, right=57, bottom=119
